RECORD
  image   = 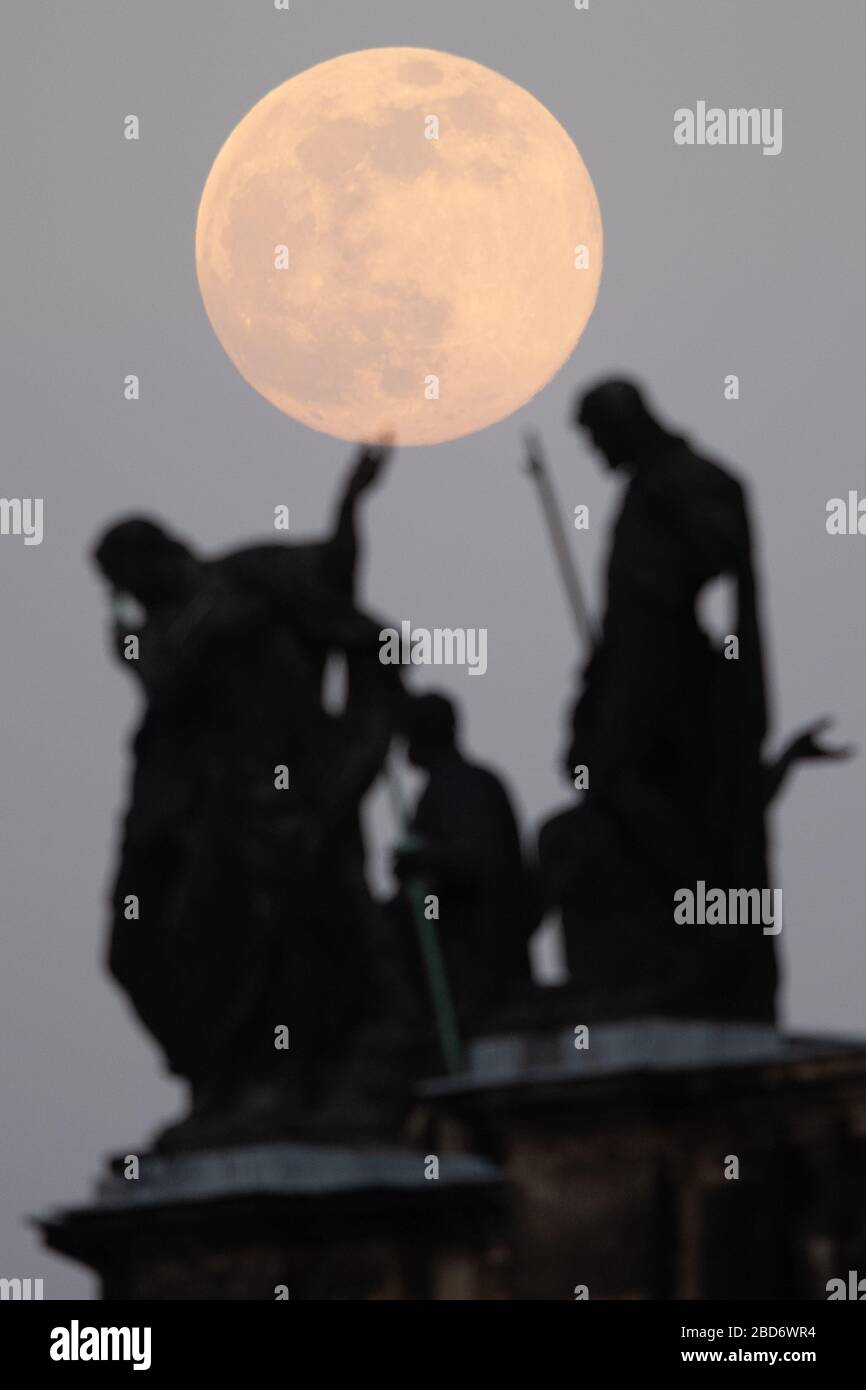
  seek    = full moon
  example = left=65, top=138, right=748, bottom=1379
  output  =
left=195, top=48, right=602, bottom=446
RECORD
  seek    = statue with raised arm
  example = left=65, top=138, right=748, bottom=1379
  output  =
left=93, top=443, right=410, bottom=1149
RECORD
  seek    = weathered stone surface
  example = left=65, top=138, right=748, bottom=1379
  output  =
left=38, top=1022, right=866, bottom=1299
left=421, top=1019, right=866, bottom=1300
left=38, top=1142, right=505, bottom=1300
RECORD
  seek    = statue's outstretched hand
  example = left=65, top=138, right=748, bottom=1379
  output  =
left=785, top=716, right=855, bottom=764
left=348, top=435, right=394, bottom=497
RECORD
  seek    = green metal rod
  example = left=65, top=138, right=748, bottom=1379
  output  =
left=385, top=758, right=463, bottom=1075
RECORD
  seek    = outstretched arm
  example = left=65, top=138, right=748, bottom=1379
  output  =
left=764, top=717, right=854, bottom=805
left=328, top=438, right=393, bottom=595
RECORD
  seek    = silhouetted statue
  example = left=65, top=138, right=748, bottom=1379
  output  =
left=392, top=693, right=537, bottom=1039
left=93, top=444, right=410, bottom=1148
left=539, top=380, right=850, bottom=1023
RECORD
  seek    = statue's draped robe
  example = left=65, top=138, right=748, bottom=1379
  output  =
left=401, top=752, right=536, bottom=1032
left=546, top=437, right=777, bottom=1019
left=109, top=540, right=399, bottom=1096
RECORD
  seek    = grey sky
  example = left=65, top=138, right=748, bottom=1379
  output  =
left=1, top=1, right=863, bottom=1297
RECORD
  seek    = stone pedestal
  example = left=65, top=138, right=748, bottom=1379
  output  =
left=39, top=1143, right=504, bottom=1300
left=39, top=1017, right=866, bottom=1299
left=422, top=1016, right=866, bottom=1299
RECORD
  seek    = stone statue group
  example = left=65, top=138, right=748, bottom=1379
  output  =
left=93, top=379, right=850, bottom=1149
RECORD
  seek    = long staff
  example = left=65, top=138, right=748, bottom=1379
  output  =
left=524, top=430, right=596, bottom=650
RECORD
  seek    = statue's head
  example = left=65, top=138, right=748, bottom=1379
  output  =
left=93, top=517, right=200, bottom=609
left=404, top=691, right=458, bottom=770
left=573, top=378, right=667, bottom=472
